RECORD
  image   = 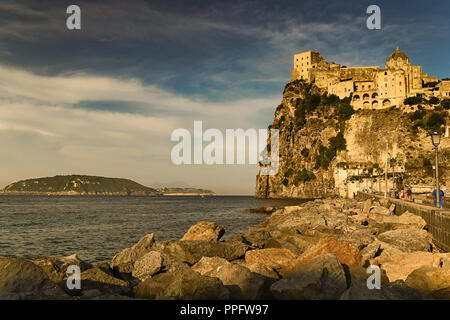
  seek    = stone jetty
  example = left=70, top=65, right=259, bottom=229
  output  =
left=1, top=197, right=449, bottom=300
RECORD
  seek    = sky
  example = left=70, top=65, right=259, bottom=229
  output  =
left=0, top=0, right=449, bottom=194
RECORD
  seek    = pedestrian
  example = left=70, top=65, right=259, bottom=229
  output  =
left=400, top=189, right=405, bottom=200
left=432, top=186, right=445, bottom=208
left=406, top=187, right=412, bottom=201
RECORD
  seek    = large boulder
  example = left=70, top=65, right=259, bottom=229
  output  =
left=77, top=267, right=131, bottom=296
left=245, top=248, right=297, bottom=277
left=0, top=256, right=51, bottom=294
left=360, top=240, right=404, bottom=261
left=294, top=237, right=364, bottom=270
left=336, top=229, right=376, bottom=251
left=362, top=199, right=372, bottom=215
left=270, top=254, right=347, bottom=300
left=369, top=206, right=391, bottom=216
left=180, top=221, right=225, bottom=242
left=155, top=240, right=249, bottom=265
left=377, top=229, right=433, bottom=252
left=405, top=266, right=450, bottom=298
left=370, top=251, right=442, bottom=282
left=111, top=233, right=155, bottom=275
left=131, top=251, right=163, bottom=281
left=340, top=278, right=432, bottom=300
left=243, top=228, right=272, bottom=248
left=247, top=263, right=280, bottom=279
left=266, top=231, right=314, bottom=256
left=32, top=254, right=92, bottom=283
left=133, top=264, right=230, bottom=300
left=368, top=211, right=427, bottom=229
left=192, top=257, right=274, bottom=299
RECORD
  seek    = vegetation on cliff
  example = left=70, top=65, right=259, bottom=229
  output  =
left=256, top=78, right=450, bottom=199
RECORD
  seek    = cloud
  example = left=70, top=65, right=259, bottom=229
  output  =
left=0, top=64, right=280, bottom=194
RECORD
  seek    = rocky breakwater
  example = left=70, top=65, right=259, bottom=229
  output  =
left=1, top=199, right=449, bottom=300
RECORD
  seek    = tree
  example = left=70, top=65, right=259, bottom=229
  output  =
left=429, top=96, right=440, bottom=105
left=426, top=112, right=446, bottom=130
left=441, top=99, right=450, bottom=110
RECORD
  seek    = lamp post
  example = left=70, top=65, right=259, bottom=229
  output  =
left=430, top=131, right=442, bottom=208
left=390, top=158, right=396, bottom=196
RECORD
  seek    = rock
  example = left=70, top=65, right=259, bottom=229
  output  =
left=156, top=240, right=249, bottom=265
left=377, top=229, right=433, bottom=252
left=430, top=287, right=450, bottom=300
left=192, top=257, right=274, bottom=299
left=347, top=266, right=390, bottom=287
left=32, top=254, right=92, bottom=283
left=270, top=254, right=347, bottom=300
left=405, top=266, right=450, bottom=297
left=369, top=206, right=391, bottom=216
left=337, top=229, right=375, bottom=251
left=396, top=212, right=427, bottom=229
left=367, top=211, right=427, bottom=230
left=78, top=267, right=131, bottom=296
left=360, top=240, right=404, bottom=261
left=389, top=204, right=396, bottom=214
left=133, top=264, right=230, bottom=300
left=111, top=233, right=155, bottom=275
left=180, top=221, right=225, bottom=242
left=362, top=199, right=372, bottom=215
left=371, top=251, right=442, bottom=282
left=243, top=228, right=272, bottom=248
left=248, top=207, right=277, bottom=214
left=94, top=262, right=114, bottom=276
left=247, top=263, right=280, bottom=279
left=0, top=284, right=70, bottom=300
left=132, top=251, right=163, bottom=280
left=294, top=237, right=364, bottom=270
left=245, top=248, right=297, bottom=277
left=269, top=231, right=315, bottom=256
left=0, top=256, right=51, bottom=294
left=340, top=278, right=432, bottom=300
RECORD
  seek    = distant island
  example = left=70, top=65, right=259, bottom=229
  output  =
left=0, top=175, right=216, bottom=196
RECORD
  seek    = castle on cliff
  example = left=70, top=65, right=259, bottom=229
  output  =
left=291, top=47, right=450, bottom=110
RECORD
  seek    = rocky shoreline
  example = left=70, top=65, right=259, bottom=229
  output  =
left=1, top=197, right=449, bottom=300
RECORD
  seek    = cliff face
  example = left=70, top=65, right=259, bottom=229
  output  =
left=256, top=80, right=450, bottom=198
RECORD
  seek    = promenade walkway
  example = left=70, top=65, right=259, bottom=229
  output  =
left=357, top=192, right=450, bottom=252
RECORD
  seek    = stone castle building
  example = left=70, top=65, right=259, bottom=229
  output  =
left=291, top=47, right=450, bottom=109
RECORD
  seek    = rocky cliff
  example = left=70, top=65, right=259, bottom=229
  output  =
left=256, top=79, right=450, bottom=198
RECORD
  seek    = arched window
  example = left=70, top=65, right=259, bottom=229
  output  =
left=383, top=99, right=391, bottom=107
left=353, top=95, right=360, bottom=101
left=372, top=93, right=379, bottom=99
left=372, top=100, right=379, bottom=108
left=363, top=94, right=370, bottom=100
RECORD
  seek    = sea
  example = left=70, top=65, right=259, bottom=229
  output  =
left=0, top=195, right=308, bottom=263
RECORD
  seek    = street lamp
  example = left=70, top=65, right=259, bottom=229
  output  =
left=430, top=131, right=442, bottom=208
left=390, top=158, right=396, bottom=196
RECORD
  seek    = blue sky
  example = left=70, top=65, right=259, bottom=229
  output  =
left=0, top=0, right=449, bottom=194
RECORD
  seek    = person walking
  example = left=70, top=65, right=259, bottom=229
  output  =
left=432, top=187, right=445, bottom=208
left=406, top=187, right=413, bottom=201
left=400, top=189, right=405, bottom=200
